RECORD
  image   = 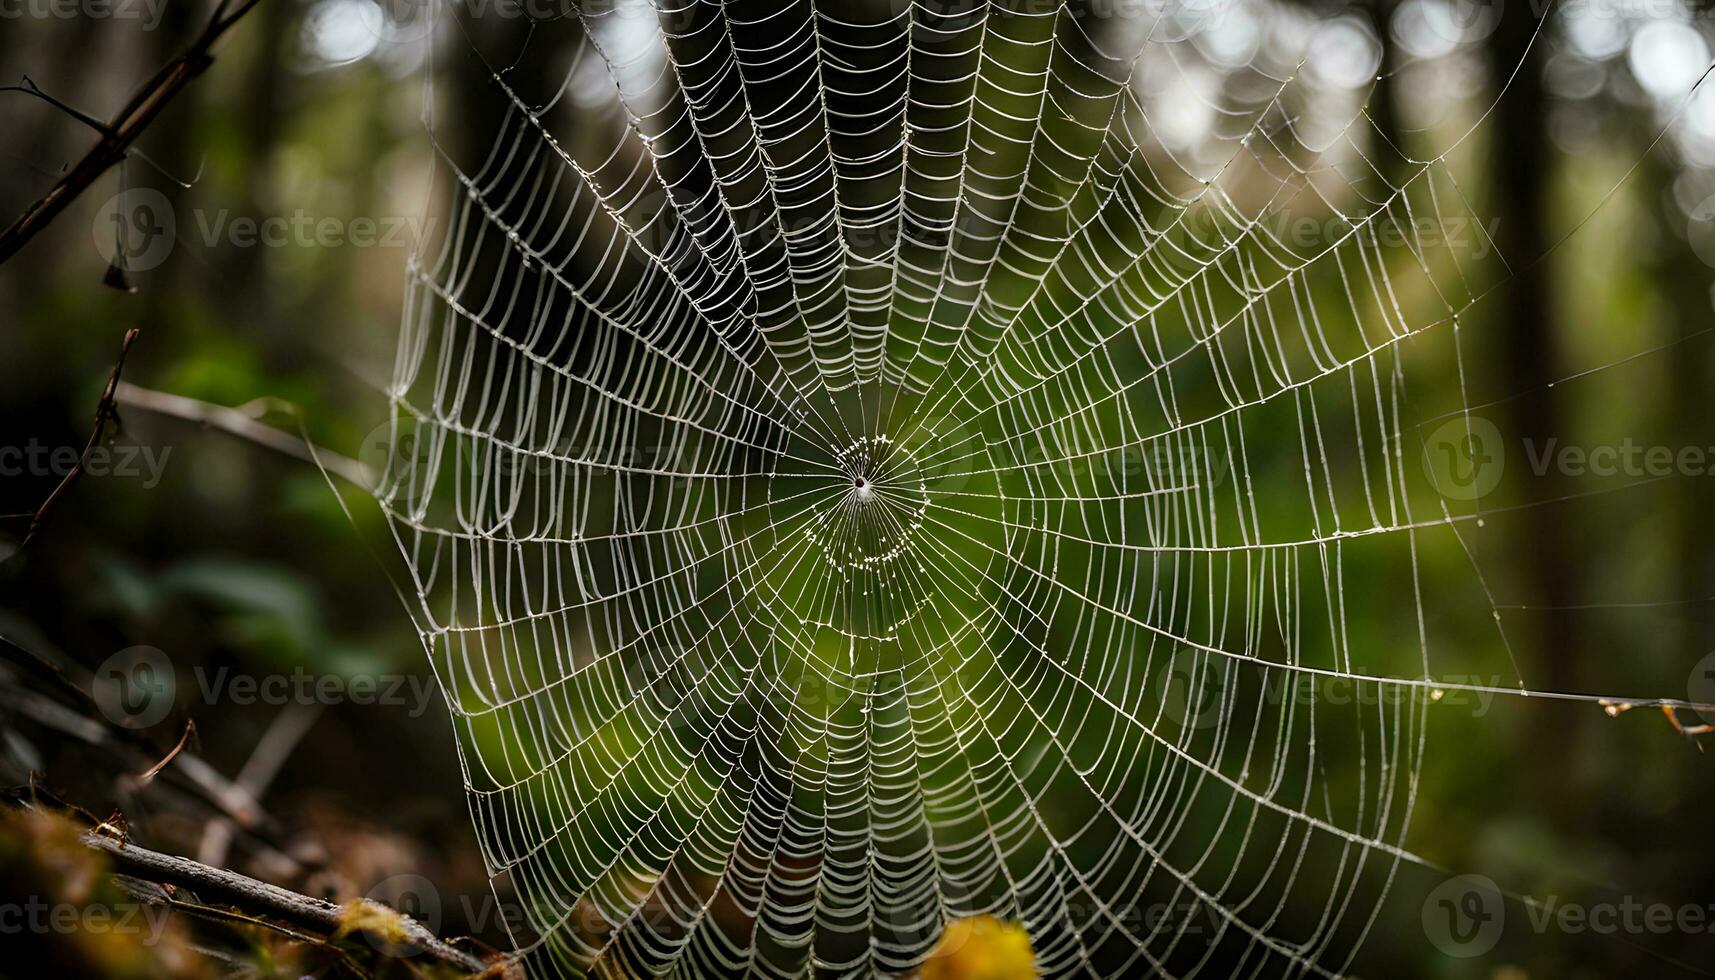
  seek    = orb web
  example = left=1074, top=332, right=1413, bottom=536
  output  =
left=371, top=1, right=1712, bottom=975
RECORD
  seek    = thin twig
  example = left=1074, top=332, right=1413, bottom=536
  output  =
left=111, top=872, right=370, bottom=977
left=113, top=382, right=375, bottom=489
left=0, top=0, right=266, bottom=265
left=0, top=76, right=113, bottom=135
left=199, top=701, right=321, bottom=868
left=22, top=327, right=139, bottom=546
left=0, top=637, right=287, bottom=847
left=140, top=720, right=197, bottom=782
left=80, top=830, right=493, bottom=975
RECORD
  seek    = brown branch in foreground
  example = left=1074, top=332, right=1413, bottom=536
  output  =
left=22, top=327, right=139, bottom=546
left=0, top=0, right=266, bottom=266
left=79, top=829, right=496, bottom=976
left=108, top=874, right=371, bottom=977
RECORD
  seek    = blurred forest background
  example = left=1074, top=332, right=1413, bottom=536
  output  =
left=1, top=0, right=1715, bottom=977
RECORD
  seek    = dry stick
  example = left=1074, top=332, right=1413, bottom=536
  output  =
left=110, top=878, right=373, bottom=980
left=0, top=0, right=266, bottom=265
left=23, top=327, right=139, bottom=546
left=114, top=381, right=376, bottom=489
left=198, top=701, right=321, bottom=869
left=80, top=830, right=494, bottom=975
left=139, top=719, right=197, bottom=781
left=0, top=637, right=285, bottom=846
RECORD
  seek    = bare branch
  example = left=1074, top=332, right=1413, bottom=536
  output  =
left=139, top=720, right=197, bottom=782
left=0, top=637, right=281, bottom=842
left=80, top=829, right=496, bottom=975
left=199, top=701, right=321, bottom=868
left=0, top=0, right=267, bottom=265
left=21, top=327, right=139, bottom=547
left=113, top=382, right=375, bottom=490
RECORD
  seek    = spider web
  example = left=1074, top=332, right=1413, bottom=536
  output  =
left=372, top=1, right=1710, bottom=975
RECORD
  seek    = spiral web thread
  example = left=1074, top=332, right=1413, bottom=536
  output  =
left=375, top=1, right=1708, bottom=976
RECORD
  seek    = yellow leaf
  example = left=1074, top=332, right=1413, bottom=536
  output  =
left=919, top=915, right=1036, bottom=980
left=334, top=898, right=413, bottom=946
